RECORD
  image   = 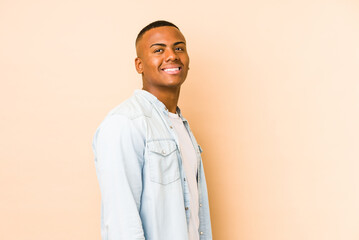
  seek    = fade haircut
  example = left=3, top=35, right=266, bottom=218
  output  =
left=135, top=20, right=179, bottom=46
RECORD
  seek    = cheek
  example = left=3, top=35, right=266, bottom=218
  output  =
left=145, top=59, right=161, bottom=70
left=143, top=64, right=156, bottom=74
left=182, top=55, right=190, bottom=67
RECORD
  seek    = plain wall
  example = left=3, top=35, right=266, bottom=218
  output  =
left=1, top=0, right=359, bottom=239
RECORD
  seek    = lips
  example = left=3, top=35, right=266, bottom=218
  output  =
left=161, top=66, right=182, bottom=75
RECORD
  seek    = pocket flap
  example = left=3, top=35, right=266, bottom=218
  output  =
left=147, top=140, right=177, bottom=157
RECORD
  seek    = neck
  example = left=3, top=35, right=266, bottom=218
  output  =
left=142, top=86, right=180, bottom=113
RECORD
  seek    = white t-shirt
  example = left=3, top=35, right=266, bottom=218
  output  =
left=168, top=111, right=199, bottom=240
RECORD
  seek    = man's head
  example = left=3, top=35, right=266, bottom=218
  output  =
left=135, top=20, right=179, bottom=47
left=135, top=20, right=190, bottom=92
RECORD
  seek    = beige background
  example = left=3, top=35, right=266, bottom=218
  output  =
left=1, top=0, right=359, bottom=239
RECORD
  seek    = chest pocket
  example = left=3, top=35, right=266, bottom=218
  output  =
left=146, top=140, right=180, bottom=185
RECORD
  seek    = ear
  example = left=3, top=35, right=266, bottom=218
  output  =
left=135, top=57, right=143, bottom=74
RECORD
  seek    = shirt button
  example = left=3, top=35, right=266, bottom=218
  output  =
left=199, top=203, right=203, bottom=207
left=170, top=126, right=173, bottom=129
left=200, top=232, right=203, bottom=235
left=162, top=150, right=166, bottom=154
left=185, top=207, right=189, bottom=210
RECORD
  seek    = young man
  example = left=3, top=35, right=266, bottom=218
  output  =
left=92, top=21, right=212, bottom=240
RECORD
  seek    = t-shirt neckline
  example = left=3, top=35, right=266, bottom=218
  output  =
left=168, top=111, right=180, bottom=119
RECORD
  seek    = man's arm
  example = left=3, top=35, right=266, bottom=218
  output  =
left=93, top=114, right=145, bottom=239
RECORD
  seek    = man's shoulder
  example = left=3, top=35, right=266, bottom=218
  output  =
left=107, top=92, right=153, bottom=120
left=94, top=92, right=152, bottom=140
left=93, top=93, right=151, bottom=153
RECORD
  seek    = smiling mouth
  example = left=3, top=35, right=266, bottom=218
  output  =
left=162, top=67, right=182, bottom=74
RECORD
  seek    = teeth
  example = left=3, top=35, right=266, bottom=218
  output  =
left=163, top=67, right=180, bottom=72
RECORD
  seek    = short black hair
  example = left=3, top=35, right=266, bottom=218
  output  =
left=135, top=20, right=179, bottom=45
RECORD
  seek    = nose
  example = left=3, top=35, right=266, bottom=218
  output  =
left=165, top=48, right=178, bottom=62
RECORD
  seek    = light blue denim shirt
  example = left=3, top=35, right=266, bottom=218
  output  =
left=92, top=90, right=212, bottom=240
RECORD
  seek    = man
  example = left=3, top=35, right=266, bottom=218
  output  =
left=92, top=20, right=212, bottom=240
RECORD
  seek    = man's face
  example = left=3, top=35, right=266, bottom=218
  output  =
left=135, top=26, right=190, bottom=91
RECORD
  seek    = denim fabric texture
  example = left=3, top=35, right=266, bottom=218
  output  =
left=92, top=90, right=212, bottom=240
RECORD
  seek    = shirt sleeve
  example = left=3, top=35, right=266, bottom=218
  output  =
left=93, top=114, right=145, bottom=240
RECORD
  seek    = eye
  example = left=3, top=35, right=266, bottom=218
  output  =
left=175, top=47, right=184, bottom=51
left=154, top=48, right=163, bottom=53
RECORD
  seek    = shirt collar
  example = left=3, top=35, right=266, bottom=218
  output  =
left=134, top=89, right=187, bottom=122
left=135, top=89, right=167, bottom=113
left=176, top=106, right=188, bottom=123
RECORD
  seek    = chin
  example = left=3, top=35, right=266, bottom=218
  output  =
left=166, top=79, right=186, bottom=87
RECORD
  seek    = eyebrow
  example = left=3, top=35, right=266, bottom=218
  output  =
left=150, top=41, right=186, bottom=48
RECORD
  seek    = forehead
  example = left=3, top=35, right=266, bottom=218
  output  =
left=140, top=26, right=186, bottom=47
